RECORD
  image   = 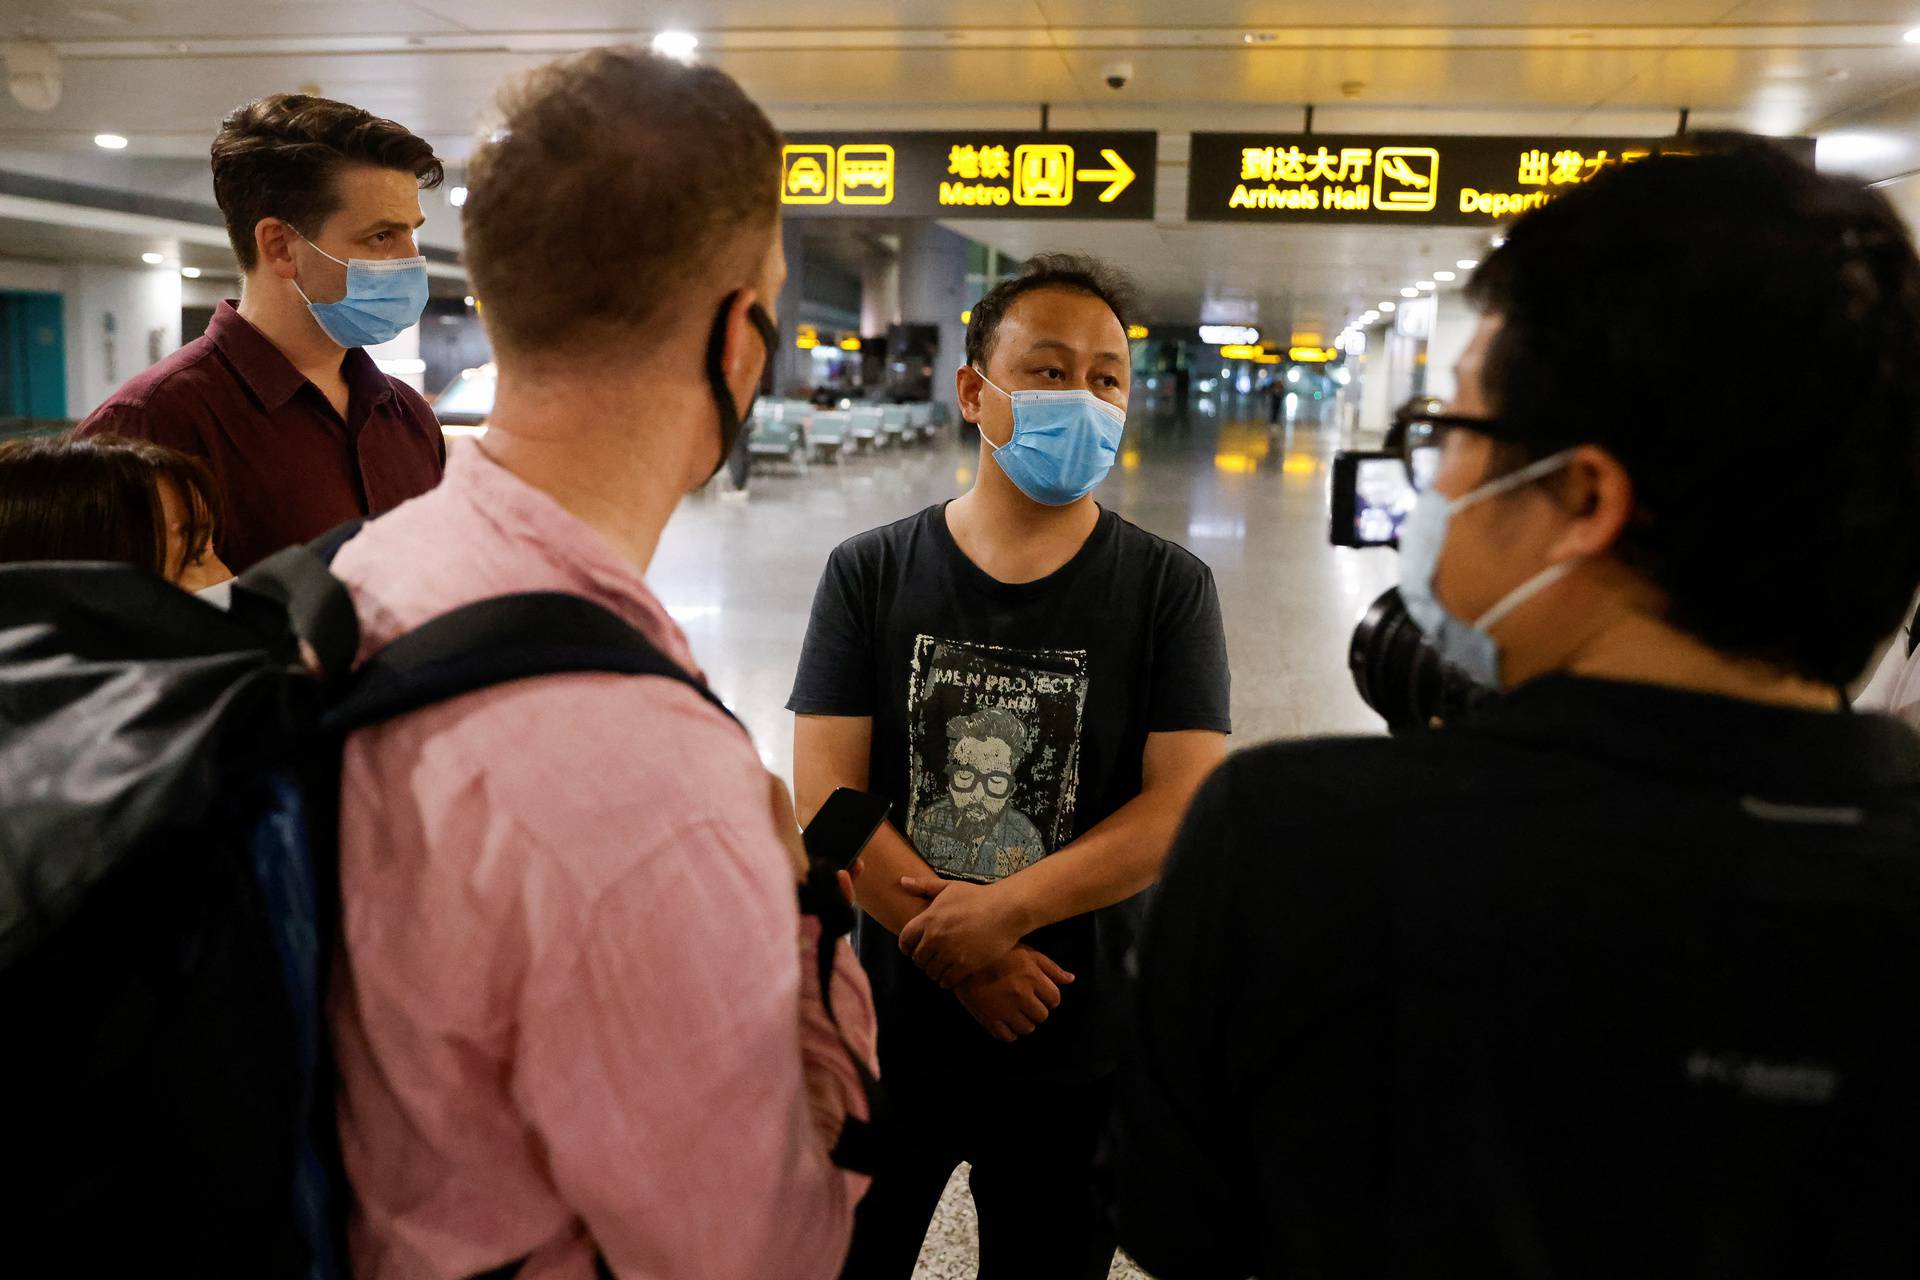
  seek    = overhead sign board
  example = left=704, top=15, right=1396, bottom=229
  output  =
left=780, top=131, right=1156, bottom=220
left=1186, top=133, right=1816, bottom=226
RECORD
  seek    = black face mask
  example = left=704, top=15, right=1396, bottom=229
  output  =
left=704, top=291, right=778, bottom=479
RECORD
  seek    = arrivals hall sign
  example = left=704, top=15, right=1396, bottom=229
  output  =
left=1186, top=133, right=1816, bottom=226
left=779, top=131, right=1156, bottom=220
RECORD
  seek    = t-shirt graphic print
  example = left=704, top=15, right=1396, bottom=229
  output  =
left=905, top=634, right=1089, bottom=883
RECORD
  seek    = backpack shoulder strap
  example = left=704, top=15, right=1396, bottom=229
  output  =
left=322, top=591, right=740, bottom=734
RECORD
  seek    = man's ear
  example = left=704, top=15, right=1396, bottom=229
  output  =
left=721, top=288, right=764, bottom=381
left=1548, top=444, right=1636, bottom=562
left=254, top=218, right=298, bottom=281
left=956, top=363, right=986, bottom=425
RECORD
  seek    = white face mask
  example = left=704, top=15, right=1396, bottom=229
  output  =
left=1396, top=449, right=1580, bottom=689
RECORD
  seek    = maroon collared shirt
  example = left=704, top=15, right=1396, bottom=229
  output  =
left=77, top=300, right=446, bottom=571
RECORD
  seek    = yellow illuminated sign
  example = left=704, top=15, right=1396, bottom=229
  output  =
left=1374, top=147, right=1439, bottom=212
left=1219, top=344, right=1265, bottom=360
left=1126, top=324, right=1149, bottom=340
left=1078, top=149, right=1137, bottom=203
left=783, top=133, right=1152, bottom=217
left=1290, top=346, right=1337, bottom=362
left=782, top=145, right=835, bottom=205
left=1014, top=143, right=1075, bottom=206
left=1227, top=142, right=1435, bottom=215
left=961, top=310, right=971, bottom=324
left=837, top=144, right=895, bottom=204
left=838, top=336, right=863, bottom=351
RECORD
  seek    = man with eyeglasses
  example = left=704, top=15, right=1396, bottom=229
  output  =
left=915, top=710, right=1048, bottom=880
left=1104, top=139, right=1920, bottom=1277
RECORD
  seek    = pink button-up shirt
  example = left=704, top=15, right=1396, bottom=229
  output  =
left=329, top=442, right=876, bottom=1279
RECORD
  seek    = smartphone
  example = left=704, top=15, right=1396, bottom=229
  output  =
left=802, top=787, right=894, bottom=869
left=1330, top=450, right=1418, bottom=548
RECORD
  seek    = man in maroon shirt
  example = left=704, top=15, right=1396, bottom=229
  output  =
left=78, top=94, right=448, bottom=571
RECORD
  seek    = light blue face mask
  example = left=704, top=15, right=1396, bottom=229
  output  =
left=1397, top=448, right=1579, bottom=689
left=292, top=234, right=429, bottom=349
left=974, top=371, right=1127, bottom=506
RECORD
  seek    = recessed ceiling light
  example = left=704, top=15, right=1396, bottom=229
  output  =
left=180, top=267, right=201, bottom=278
left=1400, top=287, right=1419, bottom=298
left=463, top=295, right=476, bottom=307
left=1433, top=270, right=1456, bottom=282
left=1491, top=234, right=1508, bottom=248
left=93, top=133, right=128, bottom=150
left=652, top=30, right=699, bottom=59
left=1904, top=27, right=1920, bottom=44
left=448, top=185, right=468, bottom=208
left=1457, top=258, right=1479, bottom=270
left=140, top=252, right=164, bottom=265
left=1380, top=301, right=1397, bottom=312
left=1416, top=280, right=1436, bottom=291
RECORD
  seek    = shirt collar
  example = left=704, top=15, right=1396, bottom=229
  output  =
left=1460, top=674, right=1920, bottom=800
left=440, top=440, right=700, bottom=676
left=207, top=299, right=396, bottom=411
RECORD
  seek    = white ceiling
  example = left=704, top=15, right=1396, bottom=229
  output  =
left=4, top=1, right=1919, bottom=334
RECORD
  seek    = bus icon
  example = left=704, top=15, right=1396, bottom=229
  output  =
left=837, top=144, right=895, bottom=204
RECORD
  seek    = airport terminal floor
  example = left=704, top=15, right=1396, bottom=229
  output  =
left=655, top=390, right=1389, bottom=1278
left=658, top=391, right=1396, bottom=787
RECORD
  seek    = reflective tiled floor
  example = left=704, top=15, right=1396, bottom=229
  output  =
left=647, top=390, right=1396, bottom=1277
left=651, top=389, right=1398, bottom=780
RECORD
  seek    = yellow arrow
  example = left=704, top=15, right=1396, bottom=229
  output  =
left=1075, top=148, right=1135, bottom=203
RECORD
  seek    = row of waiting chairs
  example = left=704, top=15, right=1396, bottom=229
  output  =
left=747, top=399, right=946, bottom=467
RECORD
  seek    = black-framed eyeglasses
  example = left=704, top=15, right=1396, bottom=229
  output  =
left=948, top=765, right=1014, bottom=799
left=1399, top=411, right=1532, bottom=492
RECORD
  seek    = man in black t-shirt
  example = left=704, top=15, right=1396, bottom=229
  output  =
left=789, top=253, right=1230, bottom=1279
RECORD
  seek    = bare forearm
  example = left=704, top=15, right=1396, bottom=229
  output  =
left=852, top=822, right=941, bottom=935
left=996, top=784, right=1194, bottom=933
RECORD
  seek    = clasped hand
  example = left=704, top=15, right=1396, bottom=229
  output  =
left=896, top=875, right=1029, bottom=988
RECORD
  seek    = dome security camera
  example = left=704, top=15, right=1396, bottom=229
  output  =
left=1103, top=61, right=1134, bottom=91
left=4, top=43, right=62, bottom=113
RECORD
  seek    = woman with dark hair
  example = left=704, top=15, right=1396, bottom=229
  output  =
left=0, top=434, right=231, bottom=591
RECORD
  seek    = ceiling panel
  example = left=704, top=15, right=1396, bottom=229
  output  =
left=3, top=0, right=1917, bottom=340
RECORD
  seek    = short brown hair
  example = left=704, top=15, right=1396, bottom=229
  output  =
left=0, top=435, right=223, bottom=579
left=211, top=93, right=443, bottom=270
left=463, top=49, right=782, bottom=358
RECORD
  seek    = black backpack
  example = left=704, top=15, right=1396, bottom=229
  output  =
left=0, top=533, right=867, bottom=1278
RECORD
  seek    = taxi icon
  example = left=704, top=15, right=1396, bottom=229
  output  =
left=788, top=156, right=827, bottom=195
left=782, top=144, right=836, bottom=204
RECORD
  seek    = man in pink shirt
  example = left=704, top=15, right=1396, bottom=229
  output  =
left=326, top=49, right=877, bottom=1278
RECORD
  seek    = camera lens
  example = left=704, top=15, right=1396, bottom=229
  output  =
left=1348, top=587, right=1492, bottom=732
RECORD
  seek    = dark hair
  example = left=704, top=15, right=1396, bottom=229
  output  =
left=1465, top=135, right=1920, bottom=686
left=212, top=93, right=444, bottom=270
left=0, top=435, right=223, bottom=580
left=464, top=49, right=783, bottom=358
left=965, top=252, right=1140, bottom=370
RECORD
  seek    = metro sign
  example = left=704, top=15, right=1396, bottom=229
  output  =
left=780, top=131, right=1156, bottom=221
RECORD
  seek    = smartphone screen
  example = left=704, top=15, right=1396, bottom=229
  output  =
left=802, top=787, right=894, bottom=869
left=1330, top=450, right=1418, bottom=547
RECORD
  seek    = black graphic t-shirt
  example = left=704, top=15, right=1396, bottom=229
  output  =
left=788, top=502, right=1231, bottom=1080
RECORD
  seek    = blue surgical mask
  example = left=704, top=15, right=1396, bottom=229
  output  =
left=974, top=371, right=1127, bottom=506
left=292, top=234, right=429, bottom=349
left=1397, top=449, right=1579, bottom=690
